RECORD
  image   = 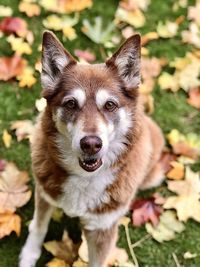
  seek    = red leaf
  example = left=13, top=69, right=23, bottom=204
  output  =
left=0, top=17, right=28, bottom=37
left=0, top=159, right=6, bottom=172
left=0, top=55, right=26, bottom=81
left=131, top=197, right=163, bottom=227
left=74, top=49, right=96, bottom=62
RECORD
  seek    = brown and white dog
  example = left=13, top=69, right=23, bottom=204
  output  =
left=19, top=31, right=164, bottom=267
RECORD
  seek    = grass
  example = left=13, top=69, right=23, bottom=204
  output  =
left=0, top=0, right=200, bottom=267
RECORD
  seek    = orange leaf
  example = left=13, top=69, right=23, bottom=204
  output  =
left=0, top=55, right=26, bottom=81
left=0, top=212, right=21, bottom=238
left=19, top=2, right=41, bottom=17
left=167, top=161, right=185, bottom=180
left=187, top=87, right=200, bottom=109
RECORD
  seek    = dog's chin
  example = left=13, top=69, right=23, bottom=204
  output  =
left=79, top=157, right=102, bottom=172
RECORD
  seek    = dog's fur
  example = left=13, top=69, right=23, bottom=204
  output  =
left=19, top=31, right=164, bottom=267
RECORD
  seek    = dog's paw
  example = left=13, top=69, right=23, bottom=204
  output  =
left=19, top=245, right=41, bottom=267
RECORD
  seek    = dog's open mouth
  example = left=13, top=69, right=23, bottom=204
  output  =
left=79, top=157, right=102, bottom=172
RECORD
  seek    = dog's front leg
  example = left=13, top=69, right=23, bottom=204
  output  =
left=84, top=223, right=118, bottom=267
left=19, top=185, right=54, bottom=267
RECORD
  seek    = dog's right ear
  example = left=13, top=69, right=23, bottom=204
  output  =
left=41, top=31, right=76, bottom=98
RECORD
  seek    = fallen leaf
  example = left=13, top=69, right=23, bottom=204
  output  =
left=146, top=211, right=185, bottom=242
left=157, top=20, right=178, bottom=38
left=0, top=161, right=32, bottom=213
left=167, top=129, right=200, bottom=159
left=46, top=258, right=70, bottom=267
left=11, top=120, right=34, bottom=141
left=164, top=167, right=200, bottom=222
left=63, top=0, right=93, bottom=13
left=0, top=160, right=6, bottom=172
left=119, top=0, right=151, bottom=11
left=82, top=17, right=115, bottom=45
left=108, top=247, right=129, bottom=266
left=44, top=230, right=79, bottom=264
left=0, top=5, right=13, bottom=17
left=0, top=55, right=26, bottom=81
left=35, top=98, right=47, bottom=112
left=73, top=259, right=88, bottom=267
left=158, top=72, right=179, bottom=92
left=182, top=22, right=200, bottom=48
left=160, top=151, right=177, bottom=174
left=7, top=35, right=32, bottom=55
left=51, top=208, right=64, bottom=223
left=78, top=234, right=88, bottom=263
left=131, top=197, right=163, bottom=227
left=166, top=161, right=185, bottom=180
left=19, top=1, right=41, bottom=17
left=141, top=31, right=159, bottom=46
left=0, top=17, right=28, bottom=37
left=119, top=216, right=131, bottom=227
left=183, top=251, right=198, bottom=259
left=17, top=66, right=37, bottom=88
left=2, top=129, right=12, bottom=148
left=74, top=50, right=96, bottom=63
left=188, top=3, right=200, bottom=26
left=0, top=212, right=21, bottom=239
left=115, top=7, right=145, bottom=28
left=187, top=87, right=200, bottom=109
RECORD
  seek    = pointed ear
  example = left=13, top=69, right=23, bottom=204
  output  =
left=106, top=34, right=141, bottom=93
left=41, top=31, right=76, bottom=96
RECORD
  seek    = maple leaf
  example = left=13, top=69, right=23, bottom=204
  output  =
left=44, top=230, right=79, bottom=264
left=0, top=17, right=28, bottom=37
left=188, top=3, right=200, bottom=26
left=158, top=72, right=179, bottom=92
left=19, top=1, right=41, bottom=17
left=82, top=17, right=115, bottom=45
left=0, top=212, right=21, bottom=239
left=166, top=161, right=185, bottom=180
left=17, top=66, right=37, bottom=88
left=63, top=0, right=93, bottom=13
left=182, top=22, right=200, bottom=48
left=0, top=161, right=32, bottom=213
left=131, top=197, right=163, bottom=227
left=187, top=87, right=200, bottom=109
left=2, top=129, right=12, bottom=148
left=0, top=54, right=26, bottom=81
left=7, top=35, right=32, bottom=55
left=146, top=211, right=185, bottom=243
left=164, top=167, right=200, bottom=222
left=115, top=7, right=145, bottom=28
left=11, top=120, right=34, bottom=141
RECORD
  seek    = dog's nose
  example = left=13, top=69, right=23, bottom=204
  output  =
left=80, top=136, right=102, bottom=155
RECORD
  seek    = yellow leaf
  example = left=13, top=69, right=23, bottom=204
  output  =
left=46, top=258, right=69, bottom=267
left=164, top=167, right=200, bottom=222
left=73, top=259, right=88, bottom=267
left=0, top=212, right=21, bottom=239
left=0, top=161, right=31, bottom=213
left=19, top=1, right=41, bottom=17
left=63, top=27, right=77, bottom=40
left=17, top=66, right=36, bottom=88
left=35, top=98, right=47, bottom=112
left=2, top=129, right=12, bottom=148
left=158, top=72, right=179, bottom=91
left=119, top=216, right=130, bottom=227
left=51, top=208, right=64, bottom=223
left=115, top=7, right=145, bottom=28
left=7, top=35, right=32, bottom=55
left=167, top=161, right=185, bottom=180
left=63, top=0, right=92, bottom=13
left=0, top=5, right=13, bottom=16
left=157, top=21, right=178, bottom=38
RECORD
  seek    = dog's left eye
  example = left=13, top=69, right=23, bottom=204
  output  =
left=104, top=101, right=118, bottom=112
left=64, top=98, right=78, bottom=110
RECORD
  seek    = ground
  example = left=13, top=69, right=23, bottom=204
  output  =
left=0, top=0, right=200, bottom=266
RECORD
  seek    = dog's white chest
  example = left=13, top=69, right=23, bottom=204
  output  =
left=59, top=169, right=115, bottom=217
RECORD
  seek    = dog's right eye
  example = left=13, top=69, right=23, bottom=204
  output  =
left=64, top=98, right=78, bottom=110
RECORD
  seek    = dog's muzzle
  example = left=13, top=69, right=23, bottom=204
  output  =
left=79, top=136, right=103, bottom=172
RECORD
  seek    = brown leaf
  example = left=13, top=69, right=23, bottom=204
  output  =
left=0, top=212, right=21, bottom=238
left=187, top=87, right=200, bottom=109
left=0, top=162, right=31, bottom=213
left=44, top=230, right=79, bottom=264
left=160, top=151, right=177, bottom=174
left=131, top=197, right=163, bottom=227
left=0, top=55, right=26, bottom=81
left=0, top=17, right=28, bottom=37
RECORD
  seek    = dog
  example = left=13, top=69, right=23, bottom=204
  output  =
left=19, top=31, right=164, bottom=267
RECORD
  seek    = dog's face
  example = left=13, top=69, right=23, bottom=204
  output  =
left=41, top=31, right=141, bottom=173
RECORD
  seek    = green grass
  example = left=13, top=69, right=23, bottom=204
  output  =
left=0, top=0, right=200, bottom=267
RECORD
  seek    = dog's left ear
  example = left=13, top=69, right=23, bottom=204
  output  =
left=106, top=35, right=141, bottom=94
